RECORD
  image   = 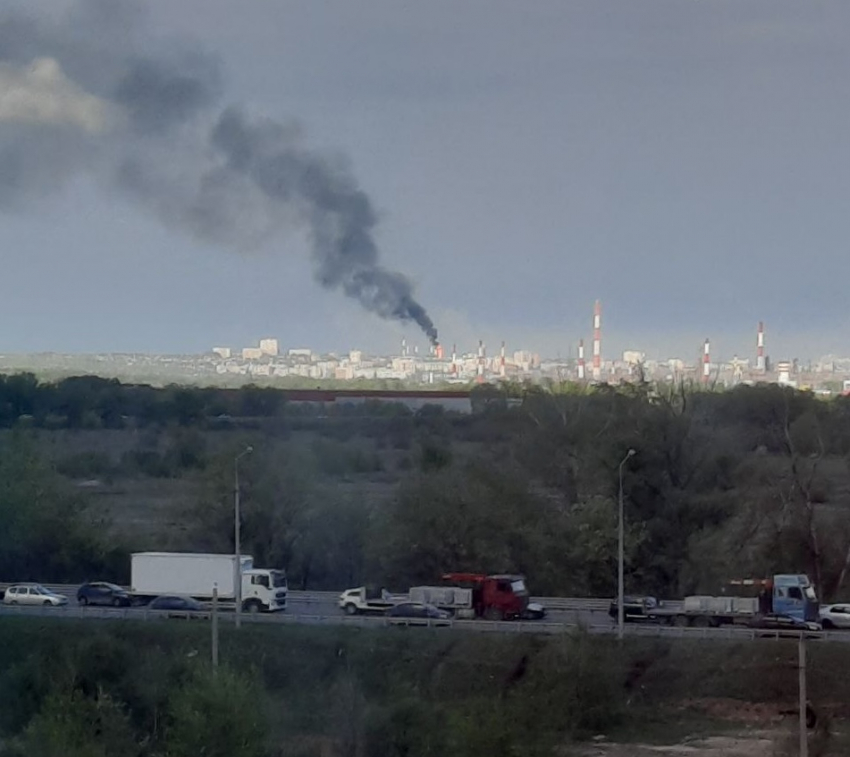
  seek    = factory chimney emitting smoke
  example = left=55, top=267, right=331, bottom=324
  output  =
left=592, top=300, right=602, bottom=380
left=756, top=322, right=765, bottom=372
left=577, top=339, right=586, bottom=381
left=0, top=2, right=439, bottom=346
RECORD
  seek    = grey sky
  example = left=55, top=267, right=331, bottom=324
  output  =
left=1, top=1, right=848, bottom=362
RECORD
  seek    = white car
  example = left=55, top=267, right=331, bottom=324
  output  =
left=819, top=604, right=850, bottom=630
left=3, top=584, right=69, bottom=607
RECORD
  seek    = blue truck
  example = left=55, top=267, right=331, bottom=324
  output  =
left=645, top=574, right=820, bottom=630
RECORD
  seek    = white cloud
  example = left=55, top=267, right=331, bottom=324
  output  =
left=0, top=57, right=117, bottom=133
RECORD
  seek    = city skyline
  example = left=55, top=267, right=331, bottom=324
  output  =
left=1, top=2, right=849, bottom=360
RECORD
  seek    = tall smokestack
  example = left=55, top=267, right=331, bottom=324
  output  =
left=401, top=337, right=407, bottom=358
left=477, top=340, right=485, bottom=383
left=500, top=341, right=506, bottom=378
left=577, top=338, right=586, bottom=381
left=702, top=338, right=711, bottom=384
left=451, top=343, right=457, bottom=375
left=756, top=321, right=765, bottom=372
left=435, top=342, right=444, bottom=360
left=592, top=300, right=602, bottom=380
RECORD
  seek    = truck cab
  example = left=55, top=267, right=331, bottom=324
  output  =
left=442, top=573, right=546, bottom=620
left=752, top=574, right=819, bottom=623
left=243, top=568, right=288, bottom=612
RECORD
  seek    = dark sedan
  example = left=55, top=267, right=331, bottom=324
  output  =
left=147, top=595, right=208, bottom=619
left=608, top=596, right=659, bottom=623
left=77, top=582, right=131, bottom=607
left=750, top=614, right=821, bottom=637
left=387, top=602, right=451, bottom=627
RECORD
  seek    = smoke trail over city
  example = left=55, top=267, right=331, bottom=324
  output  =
left=0, top=0, right=438, bottom=344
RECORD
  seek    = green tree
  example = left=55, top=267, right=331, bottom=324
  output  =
left=0, top=431, right=111, bottom=581
left=164, top=666, right=269, bottom=757
left=8, top=688, right=141, bottom=757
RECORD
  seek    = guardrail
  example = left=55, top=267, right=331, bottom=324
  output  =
left=0, top=603, right=846, bottom=643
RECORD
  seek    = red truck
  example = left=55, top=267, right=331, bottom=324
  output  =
left=419, top=572, right=546, bottom=620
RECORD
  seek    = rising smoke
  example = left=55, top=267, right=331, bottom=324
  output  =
left=0, top=0, right=438, bottom=345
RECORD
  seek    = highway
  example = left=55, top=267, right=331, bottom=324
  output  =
left=0, top=585, right=846, bottom=642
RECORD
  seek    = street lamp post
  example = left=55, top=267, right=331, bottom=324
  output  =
left=234, top=446, right=253, bottom=629
left=618, top=448, right=637, bottom=641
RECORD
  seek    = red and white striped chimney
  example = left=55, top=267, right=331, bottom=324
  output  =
left=702, top=338, right=711, bottom=383
left=592, top=300, right=602, bottom=380
left=577, top=339, right=586, bottom=381
left=477, top=340, right=485, bottom=383
left=756, top=321, right=765, bottom=372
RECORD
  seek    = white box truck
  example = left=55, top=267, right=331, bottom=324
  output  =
left=130, top=552, right=287, bottom=613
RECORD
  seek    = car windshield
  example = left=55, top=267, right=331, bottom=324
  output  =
left=103, top=583, right=124, bottom=592
left=271, top=571, right=287, bottom=588
left=804, top=586, right=817, bottom=601
left=510, top=579, right=527, bottom=594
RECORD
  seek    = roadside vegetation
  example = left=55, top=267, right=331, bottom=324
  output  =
left=1, top=618, right=845, bottom=757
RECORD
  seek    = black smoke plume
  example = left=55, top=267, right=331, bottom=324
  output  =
left=0, top=0, right=438, bottom=344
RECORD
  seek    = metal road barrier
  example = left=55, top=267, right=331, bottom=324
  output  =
left=0, top=602, right=847, bottom=644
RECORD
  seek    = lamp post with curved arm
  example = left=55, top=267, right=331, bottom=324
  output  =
left=234, top=446, right=253, bottom=629
left=618, top=448, right=637, bottom=641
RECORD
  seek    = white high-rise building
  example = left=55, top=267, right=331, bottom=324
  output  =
left=259, top=338, right=279, bottom=356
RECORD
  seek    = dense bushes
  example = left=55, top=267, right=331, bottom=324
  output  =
left=0, top=620, right=636, bottom=756
left=3, top=619, right=846, bottom=756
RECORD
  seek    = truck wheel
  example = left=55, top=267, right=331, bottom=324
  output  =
left=245, top=600, right=262, bottom=614
left=78, top=596, right=89, bottom=606
left=692, top=616, right=711, bottom=628
left=674, top=615, right=690, bottom=627
left=344, top=603, right=358, bottom=616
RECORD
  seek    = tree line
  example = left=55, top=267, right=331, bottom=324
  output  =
left=2, top=373, right=850, bottom=601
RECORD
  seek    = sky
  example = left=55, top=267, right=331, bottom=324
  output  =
left=1, top=1, right=849, bottom=363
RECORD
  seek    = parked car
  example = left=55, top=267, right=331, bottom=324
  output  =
left=3, top=584, right=69, bottom=607
left=386, top=602, right=451, bottom=627
left=819, top=604, right=850, bottom=630
left=77, top=582, right=131, bottom=607
left=147, top=595, right=208, bottom=619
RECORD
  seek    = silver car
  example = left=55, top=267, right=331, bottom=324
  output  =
left=3, top=584, right=69, bottom=606
left=820, top=604, right=850, bottom=630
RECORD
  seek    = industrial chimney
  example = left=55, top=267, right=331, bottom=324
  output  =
left=592, top=300, right=602, bottom=380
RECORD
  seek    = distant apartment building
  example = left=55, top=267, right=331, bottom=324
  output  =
left=212, top=347, right=231, bottom=359
left=288, top=348, right=313, bottom=359
left=259, top=338, right=279, bottom=356
left=242, top=347, right=263, bottom=360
